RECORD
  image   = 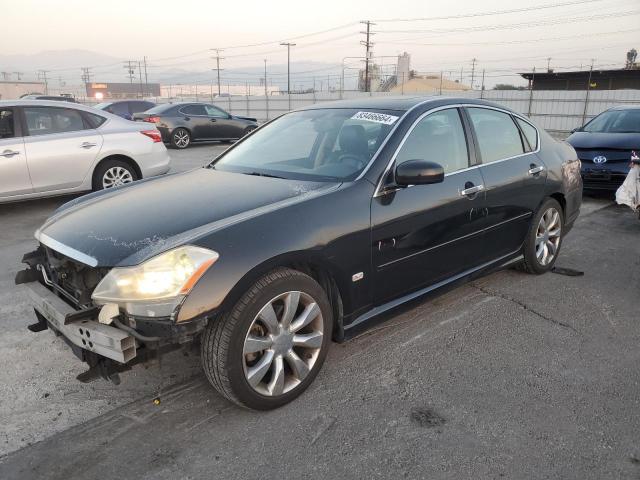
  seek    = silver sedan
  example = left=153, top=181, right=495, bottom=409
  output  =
left=0, top=100, right=171, bottom=203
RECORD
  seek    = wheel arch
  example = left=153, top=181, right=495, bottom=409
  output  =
left=194, top=252, right=348, bottom=342
left=92, top=154, right=142, bottom=186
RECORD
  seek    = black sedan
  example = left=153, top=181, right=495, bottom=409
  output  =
left=133, top=102, right=258, bottom=148
left=94, top=100, right=156, bottom=120
left=566, top=106, right=640, bottom=191
left=17, top=97, right=582, bottom=410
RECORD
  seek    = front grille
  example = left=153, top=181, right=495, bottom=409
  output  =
left=581, top=172, right=626, bottom=190
left=42, top=246, right=109, bottom=309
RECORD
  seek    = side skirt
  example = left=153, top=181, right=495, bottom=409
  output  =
left=340, top=250, right=523, bottom=341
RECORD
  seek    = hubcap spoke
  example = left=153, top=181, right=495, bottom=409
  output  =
left=285, top=350, right=310, bottom=381
left=289, top=302, right=320, bottom=333
left=258, top=303, right=279, bottom=333
left=267, top=355, right=285, bottom=396
left=281, top=291, right=300, bottom=329
left=246, top=350, right=274, bottom=388
left=535, top=207, right=561, bottom=265
left=244, top=335, right=272, bottom=354
left=293, top=331, right=323, bottom=349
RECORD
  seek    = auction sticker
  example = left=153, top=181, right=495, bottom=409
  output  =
left=351, top=111, right=399, bottom=125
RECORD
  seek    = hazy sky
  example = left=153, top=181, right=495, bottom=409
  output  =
left=2, top=0, right=639, bottom=87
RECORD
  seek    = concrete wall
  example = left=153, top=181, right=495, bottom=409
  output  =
left=156, top=88, right=640, bottom=138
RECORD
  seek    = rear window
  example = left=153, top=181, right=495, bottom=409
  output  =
left=83, top=112, right=107, bottom=128
left=144, top=104, right=178, bottom=115
left=0, top=108, right=15, bottom=138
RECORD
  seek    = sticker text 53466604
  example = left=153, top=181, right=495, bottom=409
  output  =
left=351, top=111, right=399, bottom=125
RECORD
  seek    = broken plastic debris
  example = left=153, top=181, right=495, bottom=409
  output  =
left=153, top=398, right=161, bottom=405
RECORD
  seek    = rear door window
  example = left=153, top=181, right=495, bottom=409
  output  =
left=180, top=105, right=207, bottom=116
left=515, top=118, right=538, bottom=151
left=0, top=109, right=16, bottom=138
left=467, top=108, right=525, bottom=163
left=23, top=107, right=88, bottom=136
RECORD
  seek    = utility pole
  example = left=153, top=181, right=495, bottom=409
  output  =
left=37, top=70, right=50, bottom=94
left=280, top=42, right=296, bottom=94
left=143, top=56, right=149, bottom=96
left=582, top=60, right=594, bottom=125
left=470, top=58, right=477, bottom=90
left=480, top=69, right=485, bottom=98
left=123, top=61, right=136, bottom=88
left=439, top=71, right=443, bottom=95
left=81, top=67, right=92, bottom=85
left=360, top=20, right=375, bottom=92
left=211, top=49, right=224, bottom=97
left=263, top=59, right=267, bottom=97
left=137, top=60, right=144, bottom=98
left=0, top=72, right=9, bottom=81
left=546, top=57, right=552, bottom=73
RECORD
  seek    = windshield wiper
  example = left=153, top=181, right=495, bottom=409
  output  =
left=243, top=171, right=286, bottom=179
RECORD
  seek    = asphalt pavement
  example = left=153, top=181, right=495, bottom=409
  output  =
left=0, top=144, right=638, bottom=480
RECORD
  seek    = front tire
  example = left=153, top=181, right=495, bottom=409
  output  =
left=521, top=198, right=564, bottom=274
left=201, top=268, right=332, bottom=410
left=171, top=128, right=191, bottom=149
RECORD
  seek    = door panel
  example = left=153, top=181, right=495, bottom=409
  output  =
left=204, top=105, right=239, bottom=138
left=0, top=137, right=31, bottom=197
left=371, top=107, right=487, bottom=303
left=372, top=171, right=486, bottom=303
left=24, top=130, right=103, bottom=191
left=178, top=105, right=209, bottom=140
left=465, top=107, right=547, bottom=261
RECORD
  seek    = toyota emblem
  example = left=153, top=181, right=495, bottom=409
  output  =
left=593, top=156, right=607, bottom=164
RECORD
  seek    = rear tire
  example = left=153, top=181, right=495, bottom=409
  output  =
left=92, top=159, right=137, bottom=191
left=521, top=198, right=564, bottom=274
left=200, top=268, right=332, bottom=410
left=171, top=128, right=191, bottom=149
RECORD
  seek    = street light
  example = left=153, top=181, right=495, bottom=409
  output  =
left=280, top=42, right=296, bottom=94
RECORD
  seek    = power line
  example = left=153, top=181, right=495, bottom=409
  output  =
left=372, top=0, right=605, bottom=22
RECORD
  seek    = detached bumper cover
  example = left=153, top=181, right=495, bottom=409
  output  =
left=25, top=282, right=136, bottom=363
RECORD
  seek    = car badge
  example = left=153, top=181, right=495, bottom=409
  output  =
left=593, top=156, right=607, bottom=164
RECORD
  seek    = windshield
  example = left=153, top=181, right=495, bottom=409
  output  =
left=583, top=109, right=640, bottom=133
left=210, top=108, right=402, bottom=181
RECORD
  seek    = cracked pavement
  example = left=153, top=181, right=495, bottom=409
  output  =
left=1, top=146, right=638, bottom=479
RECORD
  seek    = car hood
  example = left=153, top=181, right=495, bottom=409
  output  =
left=36, top=169, right=337, bottom=267
left=566, top=131, right=640, bottom=150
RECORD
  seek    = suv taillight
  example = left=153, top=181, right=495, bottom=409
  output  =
left=141, top=130, right=162, bottom=143
left=145, top=116, right=161, bottom=123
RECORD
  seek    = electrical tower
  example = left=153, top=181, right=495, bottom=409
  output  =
left=81, top=67, right=92, bottom=85
left=123, top=61, right=136, bottom=85
left=211, top=49, right=224, bottom=97
left=37, top=70, right=50, bottom=94
left=13, top=72, right=23, bottom=80
left=360, top=21, right=375, bottom=92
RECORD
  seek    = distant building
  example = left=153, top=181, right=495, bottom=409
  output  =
left=390, top=75, right=470, bottom=94
left=86, top=82, right=161, bottom=100
left=519, top=68, right=640, bottom=90
left=396, top=52, right=411, bottom=85
left=0, top=81, right=45, bottom=100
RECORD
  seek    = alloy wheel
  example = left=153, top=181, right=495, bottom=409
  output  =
left=242, top=291, right=324, bottom=397
left=173, top=130, right=190, bottom=148
left=535, top=207, right=561, bottom=266
left=102, top=166, right=133, bottom=189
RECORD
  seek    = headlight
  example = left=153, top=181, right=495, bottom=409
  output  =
left=92, top=246, right=218, bottom=318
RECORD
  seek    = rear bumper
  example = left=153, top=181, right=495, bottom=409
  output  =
left=139, top=143, right=171, bottom=178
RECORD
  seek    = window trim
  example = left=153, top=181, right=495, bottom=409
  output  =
left=374, top=104, right=541, bottom=198
left=0, top=107, right=22, bottom=139
left=21, top=105, right=93, bottom=137
left=513, top=116, right=538, bottom=152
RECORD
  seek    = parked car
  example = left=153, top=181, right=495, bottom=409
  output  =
left=20, top=94, right=79, bottom=103
left=94, top=100, right=156, bottom=120
left=566, top=106, right=640, bottom=191
left=133, top=102, right=257, bottom=148
left=17, top=97, right=582, bottom=409
left=0, top=100, right=170, bottom=202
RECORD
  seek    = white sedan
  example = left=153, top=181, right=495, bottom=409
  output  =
left=0, top=100, right=171, bottom=203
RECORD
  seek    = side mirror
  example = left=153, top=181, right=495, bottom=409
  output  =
left=395, top=160, right=445, bottom=186
left=570, top=127, right=582, bottom=134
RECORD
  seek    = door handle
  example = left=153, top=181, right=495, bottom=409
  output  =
left=528, top=165, right=545, bottom=175
left=80, top=142, right=97, bottom=149
left=210, top=118, right=217, bottom=122
left=460, top=184, right=484, bottom=197
left=0, top=149, right=19, bottom=158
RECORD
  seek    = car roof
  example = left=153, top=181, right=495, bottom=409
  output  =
left=0, top=99, right=99, bottom=111
left=297, top=96, right=516, bottom=113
